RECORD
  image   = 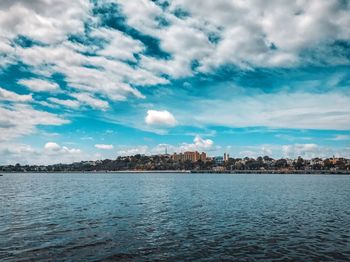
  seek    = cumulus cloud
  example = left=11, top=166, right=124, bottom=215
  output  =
left=0, top=142, right=85, bottom=165
left=47, top=97, right=80, bottom=109
left=118, top=0, right=350, bottom=75
left=10, top=30, right=165, bottom=105
left=282, top=144, right=325, bottom=159
left=1, top=0, right=348, bottom=107
left=145, top=110, right=177, bottom=127
left=95, top=144, right=114, bottom=150
left=90, top=27, right=144, bottom=62
left=0, top=87, right=32, bottom=102
left=71, top=93, right=109, bottom=110
left=0, top=1, right=168, bottom=111
left=180, top=135, right=216, bottom=152
left=117, top=145, right=149, bottom=156
left=0, top=104, right=68, bottom=141
left=116, top=143, right=185, bottom=156
left=1, top=143, right=36, bottom=155
left=236, top=148, right=268, bottom=159
left=0, top=0, right=90, bottom=44
left=18, top=78, right=60, bottom=92
left=116, top=135, right=217, bottom=156
left=1, top=0, right=349, bottom=118
left=44, top=142, right=81, bottom=154
left=44, top=142, right=61, bottom=151
left=14, top=35, right=167, bottom=105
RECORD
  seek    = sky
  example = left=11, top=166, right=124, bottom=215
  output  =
left=0, top=0, right=350, bottom=164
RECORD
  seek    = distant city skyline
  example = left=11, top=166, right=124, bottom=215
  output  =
left=1, top=0, right=350, bottom=164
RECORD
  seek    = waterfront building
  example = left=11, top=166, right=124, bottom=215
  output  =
left=200, top=152, right=207, bottom=162
left=224, top=153, right=230, bottom=162
left=213, top=166, right=226, bottom=172
left=214, top=156, right=224, bottom=164
left=172, top=151, right=207, bottom=162
left=310, top=158, right=323, bottom=166
left=330, top=156, right=341, bottom=165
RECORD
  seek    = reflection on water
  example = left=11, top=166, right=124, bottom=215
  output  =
left=1, top=173, right=350, bottom=261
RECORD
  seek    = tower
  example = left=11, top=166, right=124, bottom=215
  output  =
left=224, top=152, right=229, bottom=162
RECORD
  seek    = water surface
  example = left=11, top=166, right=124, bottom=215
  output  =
left=1, top=173, right=350, bottom=261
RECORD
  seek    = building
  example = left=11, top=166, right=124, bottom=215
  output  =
left=330, top=156, right=341, bottom=165
left=172, top=151, right=207, bottom=162
left=224, top=152, right=230, bottom=162
left=200, top=152, right=207, bottom=162
left=213, top=166, right=226, bottom=172
left=214, top=156, right=224, bottom=164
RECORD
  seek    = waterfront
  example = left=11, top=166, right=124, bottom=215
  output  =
left=1, top=173, right=350, bottom=261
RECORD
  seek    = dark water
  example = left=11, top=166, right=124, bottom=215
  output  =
left=1, top=173, right=350, bottom=261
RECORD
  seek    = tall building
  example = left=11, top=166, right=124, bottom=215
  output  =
left=224, top=152, right=230, bottom=162
left=200, top=152, right=207, bottom=162
left=172, top=151, right=207, bottom=162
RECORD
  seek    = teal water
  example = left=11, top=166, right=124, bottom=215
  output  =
left=1, top=173, right=350, bottom=261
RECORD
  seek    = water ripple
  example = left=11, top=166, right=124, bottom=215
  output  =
left=1, top=173, right=350, bottom=261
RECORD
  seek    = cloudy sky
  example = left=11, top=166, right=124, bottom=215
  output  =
left=1, top=0, right=350, bottom=164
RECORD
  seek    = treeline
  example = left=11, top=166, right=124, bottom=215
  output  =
left=1, top=154, right=350, bottom=172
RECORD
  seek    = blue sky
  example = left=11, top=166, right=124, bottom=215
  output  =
left=0, top=0, right=350, bottom=164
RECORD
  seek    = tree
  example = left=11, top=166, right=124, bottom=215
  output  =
left=275, top=159, right=288, bottom=169
left=294, top=157, right=305, bottom=170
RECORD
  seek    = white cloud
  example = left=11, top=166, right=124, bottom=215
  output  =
left=117, top=145, right=149, bottom=156
left=145, top=110, right=177, bottom=127
left=193, top=135, right=214, bottom=149
left=282, top=144, right=322, bottom=159
left=117, top=144, right=176, bottom=156
left=180, top=135, right=216, bottom=152
left=91, top=27, right=144, bottom=62
left=115, top=0, right=164, bottom=36
left=1, top=143, right=36, bottom=155
left=18, top=78, right=60, bottom=92
left=44, top=142, right=61, bottom=151
left=1, top=0, right=350, bottom=90
left=234, top=143, right=350, bottom=159
left=0, top=0, right=91, bottom=44
left=186, top=92, right=350, bottom=130
left=0, top=87, right=32, bottom=102
left=0, top=104, right=68, bottom=141
left=95, top=144, right=114, bottom=150
left=44, top=142, right=81, bottom=154
left=0, top=37, right=15, bottom=68
left=15, top=42, right=165, bottom=103
left=48, top=97, right=80, bottom=108
left=0, top=36, right=14, bottom=53
left=116, top=135, right=217, bottom=156
left=0, top=142, right=85, bottom=165
left=118, top=0, right=350, bottom=76
left=1, top=0, right=347, bottom=119
left=3, top=0, right=347, bottom=104
left=71, top=93, right=109, bottom=110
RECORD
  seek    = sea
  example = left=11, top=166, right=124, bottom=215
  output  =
left=1, top=173, right=350, bottom=261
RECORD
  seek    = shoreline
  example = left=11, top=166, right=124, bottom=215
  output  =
left=1, top=170, right=350, bottom=175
